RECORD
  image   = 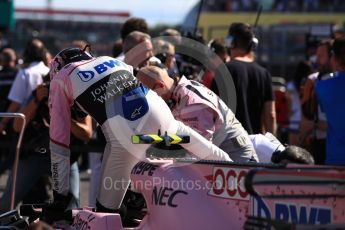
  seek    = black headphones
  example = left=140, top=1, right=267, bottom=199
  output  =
left=225, top=34, right=258, bottom=51
left=53, top=45, right=93, bottom=73
left=226, top=23, right=259, bottom=52
left=59, top=45, right=92, bottom=64
left=207, top=39, right=216, bottom=52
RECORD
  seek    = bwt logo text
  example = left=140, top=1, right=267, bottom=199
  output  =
left=78, top=59, right=126, bottom=82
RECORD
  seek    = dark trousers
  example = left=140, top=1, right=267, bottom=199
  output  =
left=311, top=138, right=326, bottom=165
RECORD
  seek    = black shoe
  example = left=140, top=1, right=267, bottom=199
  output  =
left=123, top=190, right=147, bottom=222
left=96, top=193, right=146, bottom=228
left=96, top=200, right=125, bottom=214
left=40, top=191, right=72, bottom=224
left=96, top=200, right=136, bottom=226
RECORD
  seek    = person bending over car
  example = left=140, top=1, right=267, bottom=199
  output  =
left=137, top=66, right=258, bottom=162
left=44, top=47, right=231, bottom=222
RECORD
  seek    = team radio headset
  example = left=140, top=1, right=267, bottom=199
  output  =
left=224, top=23, right=259, bottom=52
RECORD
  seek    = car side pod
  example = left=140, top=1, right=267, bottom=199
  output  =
left=244, top=165, right=345, bottom=229
left=244, top=165, right=345, bottom=198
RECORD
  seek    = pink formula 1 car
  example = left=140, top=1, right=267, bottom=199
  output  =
left=1, top=159, right=344, bottom=230
left=1, top=134, right=345, bottom=229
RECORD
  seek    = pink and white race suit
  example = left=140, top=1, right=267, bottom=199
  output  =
left=171, top=76, right=258, bottom=162
left=49, top=56, right=231, bottom=210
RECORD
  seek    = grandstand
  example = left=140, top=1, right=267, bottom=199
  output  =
left=6, top=8, right=130, bottom=56
left=186, top=0, right=345, bottom=78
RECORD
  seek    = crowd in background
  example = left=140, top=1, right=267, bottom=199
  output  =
left=0, top=15, right=344, bottom=214
left=202, top=0, right=345, bottom=12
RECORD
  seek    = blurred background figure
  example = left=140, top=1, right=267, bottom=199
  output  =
left=0, top=39, right=49, bottom=135
left=175, top=30, right=205, bottom=80
left=120, top=17, right=149, bottom=42
left=117, top=17, right=149, bottom=61
left=202, top=38, right=229, bottom=95
left=123, top=31, right=154, bottom=70
left=0, top=77, right=92, bottom=212
left=286, top=61, right=312, bottom=146
left=208, top=38, right=229, bottom=63
left=0, top=39, right=49, bottom=176
left=158, top=28, right=182, bottom=77
left=153, top=39, right=177, bottom=76
left=300, top=39, right=333, bottom=164
left=0, top=48, right=17, bottom=113
left=0, top=48, right=18, bottom=175
left=71, top=40, right=89, bottom=51
left=225, top=22, right=277, bottom=136
left=159, top=28, right=182, bottom=45
left=0, top=31, right=10, bottom=51
left=112, top=39, right=123, bottom=58
left=316, top=38, right=345, bottom=165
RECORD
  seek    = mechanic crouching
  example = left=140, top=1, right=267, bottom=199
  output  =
left=137, top=66, right=258, bottom=162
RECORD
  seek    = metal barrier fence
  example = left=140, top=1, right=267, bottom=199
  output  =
left=0, top=113, right=26, bottom=210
